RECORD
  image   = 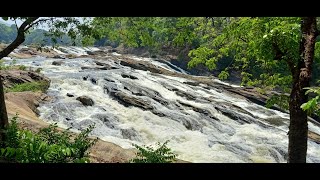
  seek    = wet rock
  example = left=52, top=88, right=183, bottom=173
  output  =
left=215, top=106, right=250, bottom=124
left=273, top=146, right=288, bottom=160
left=216, top=102, right=256, bottom=117
left=102, top=65, right=118, bottom=70
left=47, top=113, right=59, bottom=122
left=87, top=50, right=106, bottom=56
left=81, top=64, right=118, bottom=71
left=103, top=83, right=119, bottom=94
left=183, top=81, right=200, bottom=86
left=53, top=55, right=65, bottom=59
left=121, top=128, right=139, bottom=140
left=163, top=84, right=179, bottom=92
left=264, top=117, right=287, bottom=126
left=86, top=51, right=95, bottom=55
left=123, top=83, right=168, bottom=106
left=121, top=74, right=138, bottom=80
left=0, top=70, right=50, bottom=88
left=66, top=93, right=74, bottom=97
left=268, top=148, right=283, bottom=163
left=81, top=66, right=92, bottom=70
left=151, top=110, right=166, bottom=117
left=90, top=78, right=97, bottom=84
left=83, top=75, right=89, bottom=81
left=177, top=100, right=219, bottom=121
left=109, top=91, right=166, bottom=117
left=175, top=90, right=197, bottom=101
left=73, top=119, right=96, bottom=131
left=119, top=60, right=163, bottom=74
left=124, top=86, right=143, bottom=96
left=182, top=120, right=192, bottom=130
left=28, top=71, right=47, bottom=81
left=52, top=61, right=64, bottom=66
left=92, top=114, right=118, bottom=129
left=112, top=92, right=153, bottom=110
left=76, top=95, right=94, bottom=106
left=104, top=78, right=115, bottom=83
left=152, top=96, right=169, bottom=106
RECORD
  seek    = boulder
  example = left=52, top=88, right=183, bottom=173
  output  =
left=66, top=93, right=74, bottom=97
left=121, top=128, right=139, bottom=140
left=52, top=55, right=65, bottom=59
left=0, top=70, right=50, bottom=88
left=76, top=96, right=94, bottom=106
left=83, top=75, right=89, bottom=81
left=52, top=61, right=64, bottom=66
left=121, top=74, right=138, bottom=80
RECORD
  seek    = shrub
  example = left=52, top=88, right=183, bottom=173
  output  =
left=0, top=59, right=9, bottom=70
left=129, top=140, right=177, bottom=163
left=0, top=115, right=98, bottom=163
left=35, top=68, right=42, bottom=73
left=18, top=65, right=27, bottom=71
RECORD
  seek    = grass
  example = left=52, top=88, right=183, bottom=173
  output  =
left=6, top=81, right=50, bottom=93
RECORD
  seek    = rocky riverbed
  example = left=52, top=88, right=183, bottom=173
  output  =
left=2, top=45, right=320, bottom=163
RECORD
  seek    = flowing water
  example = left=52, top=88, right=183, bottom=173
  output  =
left=8, top=46, right=320, bottom=163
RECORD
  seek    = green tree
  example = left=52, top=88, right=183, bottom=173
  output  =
left=188, top=17, right=318, bottom=163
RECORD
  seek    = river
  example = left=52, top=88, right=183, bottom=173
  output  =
left=8, top=46, right=320, bottom=163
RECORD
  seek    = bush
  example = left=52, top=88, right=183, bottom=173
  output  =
left=6, top=81, right=50, bottom=93
left=129, top=140, right=177, bottom=163
left=0, top=115, right=98, bottom=163
left=35, top=68, right=42, bottom=73
left=0, top=59, right=9, bottom=70
left=18, top=65, right=27, bottom=71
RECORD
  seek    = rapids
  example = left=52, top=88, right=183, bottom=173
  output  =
left=7, top=46, right=320, bottom=163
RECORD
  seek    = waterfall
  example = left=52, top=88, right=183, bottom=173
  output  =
left=10, top=46, right=320, bottom=163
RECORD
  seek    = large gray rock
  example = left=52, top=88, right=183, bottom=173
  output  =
left=121, top=74, right=138, bottom=80
left=52, top=55, right=65, bottom=59
left=66, top=93, right=74, bottom=97
left=76, top=95, right=94, bottom=106
left=52, top=61, right=64, bottom=66
left=0, top=70, right=50, bottom=88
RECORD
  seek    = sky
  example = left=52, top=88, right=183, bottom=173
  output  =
left=0, top=18, right=21, bottom=26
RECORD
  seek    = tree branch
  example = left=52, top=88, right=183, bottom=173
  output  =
left=14, top=19, right=18, bottom=31
left=239, top=36, right=247, bottom=43
left=0, top=17, right=39, bottom=59
left=272, top=41, right=296, bottom=75
left=272, top=42, right=285, bottom=60
left=25, top=17, right=53, bottom=31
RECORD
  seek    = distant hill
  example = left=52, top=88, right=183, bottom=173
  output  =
left=0, top=22, right=80, bottom=46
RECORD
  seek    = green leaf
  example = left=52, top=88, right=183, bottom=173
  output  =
left=301, top=98, right=317, bottom=111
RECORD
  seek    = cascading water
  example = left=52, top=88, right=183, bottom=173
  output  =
left=9, top=46, right=320, bottom=163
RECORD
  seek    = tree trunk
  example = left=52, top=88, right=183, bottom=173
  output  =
left=0, top=17, right=39, bottom=144
left=288, top=17, right=318, bottom=163
left=0, top=77, right=8, bottom=143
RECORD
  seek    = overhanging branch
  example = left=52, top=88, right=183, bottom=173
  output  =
left=0, top=17, right=39, bottom=59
